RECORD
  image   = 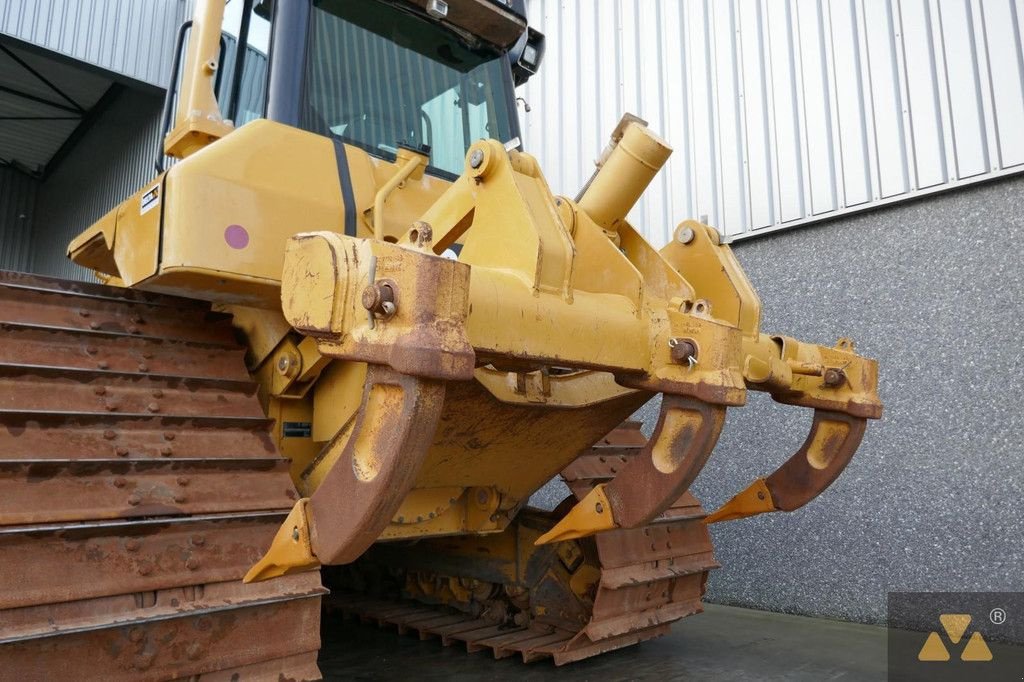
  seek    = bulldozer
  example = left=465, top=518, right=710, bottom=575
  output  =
left=0, top=0, right=881, bottom=679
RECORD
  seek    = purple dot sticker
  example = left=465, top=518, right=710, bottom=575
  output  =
left=224, top=224, right=249, bottom=249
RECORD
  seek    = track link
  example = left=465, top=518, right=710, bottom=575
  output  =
left=0, top=272, right=324, bottom=681
left=326, top=423, right=719, bottom=665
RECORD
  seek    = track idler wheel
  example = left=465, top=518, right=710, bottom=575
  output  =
left=704, top=409, right=867, bottom=524
left=535, top=395, right=725, bottom=544
left=246, top=366, right=444, bottom=581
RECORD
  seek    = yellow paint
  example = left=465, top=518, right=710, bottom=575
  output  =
left=917, top=614, right=994, bottom=662
left=163, top=0, right=233, bottom=158
left=243, top=499, right=319, bottom=582
left=704, top=478, right=777, bottom=524
left=535, top=485, right=616, bottom=544
left=67, top=106, right=881, bottom=560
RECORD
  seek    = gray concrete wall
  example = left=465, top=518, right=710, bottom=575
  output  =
left=637, top=173, right=1024, bottom=627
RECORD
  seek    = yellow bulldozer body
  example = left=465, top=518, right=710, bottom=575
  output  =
left=0, top=0, right=882, bottom=676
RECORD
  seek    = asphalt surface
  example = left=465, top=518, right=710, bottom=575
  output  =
left=317, top=603, right=886, bottom=680
left=318, top=602, right=1024, bottom=680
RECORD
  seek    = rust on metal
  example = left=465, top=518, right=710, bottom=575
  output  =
left=325, top=425, right=718, bottom=665
left=308, top=366, right=447, bottom=564
left=0, top=271, right=324, bottom=681
left=706, top=410, right=868, bottom=523
left=537, top=396, right=725, bottom=543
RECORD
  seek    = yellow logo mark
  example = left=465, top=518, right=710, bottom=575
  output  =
left=918, top=614, right=993, bottom=662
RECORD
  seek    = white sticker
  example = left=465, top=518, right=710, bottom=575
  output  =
left=140, top=185, right=160, bottom=215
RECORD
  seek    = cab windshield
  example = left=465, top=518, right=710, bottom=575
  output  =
left=301, top=0, right=518, bottom=177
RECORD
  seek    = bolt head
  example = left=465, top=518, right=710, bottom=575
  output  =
left=469, top=148, right=485, bottom=168
left=676, top=226, right=695, bottom=244
left=823, top=368, right=846, bottom=387
left=669, top=338, right=697, bottom=363
left=361, top=285, right=382, bottom=311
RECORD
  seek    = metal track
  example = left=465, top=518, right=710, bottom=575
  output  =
left=0, top=271, right=325, bottom=682
left=326, top=423, right=719, bottom=665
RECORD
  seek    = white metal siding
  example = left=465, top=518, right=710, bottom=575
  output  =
left=0, top=0, right=189, bottom=88
left=519, top=0, right=1024, bottom=244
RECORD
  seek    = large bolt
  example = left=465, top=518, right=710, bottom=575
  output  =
left=469, top=148, right=485, bottom=168
left=676, top=226, right=695, bottom=244
left=669, top=338, right=697, bottom=364
left=823, top=367, right=846, bottom=387
left=361, top=281, right=397, bottom=321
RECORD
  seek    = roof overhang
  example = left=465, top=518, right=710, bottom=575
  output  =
left=0, top=40, right=115, bottom=178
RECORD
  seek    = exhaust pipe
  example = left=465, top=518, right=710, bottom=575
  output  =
left=576, top=114, right=672, bottom=233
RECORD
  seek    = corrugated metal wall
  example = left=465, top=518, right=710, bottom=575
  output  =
left=0, top=0, right=189, bottom=88
left=0, top=166, right=37, bottom=271
left=519, top=0, right=1024, bottom=243
left=31, top=88, right=163, bottom=280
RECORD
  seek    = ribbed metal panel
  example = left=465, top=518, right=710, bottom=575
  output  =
left=0, top=0, right=189, bottom=88
left=31, top=88, right=163, bottom=280
left=0, top=166, right=37, bottom=271
left=520, top=0, right=1024, bottom=243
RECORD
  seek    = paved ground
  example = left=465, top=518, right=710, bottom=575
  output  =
left=319, top=603, right=886, bottom=680
left=318, top=603, right=1024, bottom=680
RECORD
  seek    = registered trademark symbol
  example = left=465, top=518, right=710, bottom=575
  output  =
left=990, top=607, right=1007, bottom=625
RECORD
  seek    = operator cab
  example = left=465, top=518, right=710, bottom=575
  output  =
left=69, top=0, right=545, bottom=300
left=215, top=0, right=545, bottom=178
